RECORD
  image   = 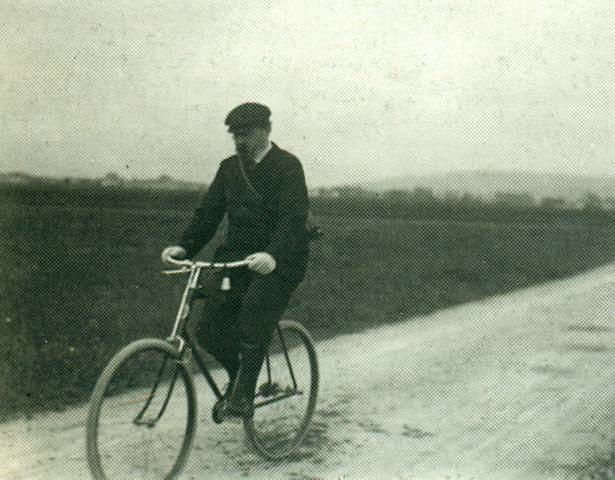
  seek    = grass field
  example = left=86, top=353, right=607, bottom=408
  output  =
left=1, top=186, right=614, bottom=420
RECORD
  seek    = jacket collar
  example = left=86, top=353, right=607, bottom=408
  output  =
left=253, top=141, right=272, bottom=164
left=256, top=142, right=279, bottom=167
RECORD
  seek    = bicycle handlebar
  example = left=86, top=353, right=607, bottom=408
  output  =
left=162, top=256, right=251, bottom=291
left=163, top=257, right=250, bottom=270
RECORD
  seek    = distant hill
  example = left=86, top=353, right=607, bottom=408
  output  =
left=0, top=171, right=204, bottom=191
left=364, top=170, right=615, bottom=201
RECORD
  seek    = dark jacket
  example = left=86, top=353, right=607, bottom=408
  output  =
left=179, top=143, right=310, bottom=285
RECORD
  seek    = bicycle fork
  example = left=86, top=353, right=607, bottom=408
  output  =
left=133, top=345, right=190, bottom=428
left=133, top=266, right=198, bottom=428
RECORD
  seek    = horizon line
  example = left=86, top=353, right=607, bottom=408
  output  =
left=2, top=167, right=615, bottom=186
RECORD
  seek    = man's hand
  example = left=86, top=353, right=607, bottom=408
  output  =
left=161, top=245, right=187, bottom=264
left=246, top=252, right=277, bottom=275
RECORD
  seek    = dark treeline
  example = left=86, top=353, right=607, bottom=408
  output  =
left=310, top=197, right=615, bottom=225
left=2, top=183, right=614, bottom=225
left=0, top=183, right=203, bottom=211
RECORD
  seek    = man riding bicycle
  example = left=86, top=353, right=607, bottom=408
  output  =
left=161, top=103, right=310, bottom=418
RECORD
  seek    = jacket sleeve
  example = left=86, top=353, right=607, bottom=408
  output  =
left=179, top=163, right=227, bottom=258
left=264, top=157, right=309, bottom=261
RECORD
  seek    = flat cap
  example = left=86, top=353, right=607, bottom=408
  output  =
left=225, top=103, right=271, bottom=132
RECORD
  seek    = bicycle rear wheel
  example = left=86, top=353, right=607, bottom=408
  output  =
left=243, top=320, right=319, bottom=460
left=86, top=339, right=197, bottom=480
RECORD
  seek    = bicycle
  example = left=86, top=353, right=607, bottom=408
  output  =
left=85, top=257, right=319, bottom=479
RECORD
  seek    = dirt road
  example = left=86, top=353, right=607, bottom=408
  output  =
left=3, top=263, right=615, bottom=480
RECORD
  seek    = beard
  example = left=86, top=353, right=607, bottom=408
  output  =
left=236, top=144, right=250, bottom=159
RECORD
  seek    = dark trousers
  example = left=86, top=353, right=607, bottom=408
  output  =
left=194, top=268, right=298, bottom=387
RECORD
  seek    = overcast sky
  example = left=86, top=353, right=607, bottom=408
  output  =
left=1, top=0, right=613, bottom=186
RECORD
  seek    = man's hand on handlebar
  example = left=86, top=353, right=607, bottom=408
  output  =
left=161, top=246, right=187, bottom=264
left=246, top=252, right=276, bottom=275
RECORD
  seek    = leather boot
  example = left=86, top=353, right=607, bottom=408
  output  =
left=226, top=342, right=264, bottom=418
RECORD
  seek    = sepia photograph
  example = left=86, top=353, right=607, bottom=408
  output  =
left=1, top=1, right=614, bottom=479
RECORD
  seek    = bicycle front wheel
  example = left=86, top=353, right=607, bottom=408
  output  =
left=86, top=339, right=197, bottom=480
left=244, top=320, right=319, bottom=460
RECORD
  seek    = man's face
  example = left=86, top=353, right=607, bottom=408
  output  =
left=231, top=126, right=269, bottom=160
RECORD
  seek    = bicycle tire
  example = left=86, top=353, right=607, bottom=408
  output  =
left=86, top=339, right=197, bottom=480
left=243, top=320, right=319, bottom=460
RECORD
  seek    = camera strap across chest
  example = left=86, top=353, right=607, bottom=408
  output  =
left=236, top=157, right=264, bottom=204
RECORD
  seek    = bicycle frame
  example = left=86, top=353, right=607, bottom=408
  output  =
left=161, top=258, right=302, bottom=406
left=86, top=258, right=318, bottom=479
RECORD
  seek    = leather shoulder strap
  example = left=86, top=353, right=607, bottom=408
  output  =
left=235, top=157, right=263, bottom=201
